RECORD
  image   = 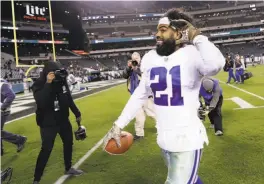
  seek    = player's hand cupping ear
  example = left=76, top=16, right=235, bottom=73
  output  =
left=170, top=19, right=201, bottom=44
left=103, top=124, right=122, bottom=149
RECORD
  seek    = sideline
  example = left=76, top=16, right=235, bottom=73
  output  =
left=54, top=138, right=105, bottom=184
left=6, top=84, right=124, bottom=124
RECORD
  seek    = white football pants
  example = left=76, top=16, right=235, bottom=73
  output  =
left=162, top=149, right=203, bottom=184
left=134, top=98, right=156, bottom=136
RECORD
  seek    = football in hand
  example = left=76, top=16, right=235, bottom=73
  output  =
left=104, top=131, right=134, bottom=155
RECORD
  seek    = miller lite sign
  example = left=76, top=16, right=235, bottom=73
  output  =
left=24, top=4, right=47, bottom=21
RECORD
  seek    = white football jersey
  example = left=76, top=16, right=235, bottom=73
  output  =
left=115, top=35, right=225, bottom=152
left=67, top=74, right=76, bottom=85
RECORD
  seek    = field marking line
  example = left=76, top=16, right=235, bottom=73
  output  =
left=234, top=105, right=264, bottom=110
left=230, top=97, right=255, bottom=109
left=54, top=137, right=105, bottom=184
left=219, top=81, right=264, bottom=101
left=6, top=83, right=125, bottom=124
left=6, top=83, right=124, bottom=184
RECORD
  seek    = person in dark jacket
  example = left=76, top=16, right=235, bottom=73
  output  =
left=1, top=78, right=27, bottom=156
left=32, top=62, right=83, bottom=184
left=199, top=76, right=223, bottom=136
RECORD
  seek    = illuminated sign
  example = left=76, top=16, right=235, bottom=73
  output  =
left=72, top=50, right=89, bottom=55
left=23, top=5, right=47, bottom=21
left=26, top=5, right=45, bottom=16
left=139, top=13, right=164, bottom=17
left=1, top=38, right=69, bottom=44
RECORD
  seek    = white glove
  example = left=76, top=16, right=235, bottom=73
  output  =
left=103, top=124, right=122, bottom=150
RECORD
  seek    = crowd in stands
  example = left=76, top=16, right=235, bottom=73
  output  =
left=86, top=18, right=263, bottom=41
left=1, top=20, right=66, bottom=31
left=1, top=43, right=74, bottom=57
left=2, top=29, right=68, bottom=41
left=80, top=1, right=248, bottom=16
left=1, top=60, right=25, bottom=81
left=1, top=2, right=264, bottom=83
left=84, top=4, right=264, bottom=41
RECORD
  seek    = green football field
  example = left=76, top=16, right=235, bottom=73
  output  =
left=2, top=66, right=264, bottom=184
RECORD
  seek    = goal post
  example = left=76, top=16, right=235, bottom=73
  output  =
left=10, top=0, right=56, bottom=75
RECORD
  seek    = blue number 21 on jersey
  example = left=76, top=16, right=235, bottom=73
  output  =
left=150, top=66, right=184, bottom=106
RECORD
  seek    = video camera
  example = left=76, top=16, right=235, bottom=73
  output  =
left=54, top=69, right=68, bottom=82
left=74, top=126, right=87, bottom=141
left=131, top=52, right=141, bottom=67
left=131, top=60, right=138, bottom=67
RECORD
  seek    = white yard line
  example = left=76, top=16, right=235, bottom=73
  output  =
left=234, top=106, right=264, bottom=110
left=6, top=82, right=123, bottom=184
left=6, top=113, right=36, bottom=124
left=219, top=81, right=264, bottom=101
left=6, top=84, right=124, bottom=124
left=54, top=138, right=105, bottom=184
left=15, top=79, right=264, bottom=184
left=55, top=80, right=263, bottom=183
left=230, top=97, right=255, bottom=109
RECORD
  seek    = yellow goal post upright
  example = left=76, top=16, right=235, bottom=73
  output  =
left=11, top=0, right=56, bottom=77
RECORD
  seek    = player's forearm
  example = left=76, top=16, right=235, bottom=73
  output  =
left=194, top=35, right=225, bottom=76
left=114, top=86, right=148, bottom=129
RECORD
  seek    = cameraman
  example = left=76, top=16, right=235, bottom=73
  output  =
left=123, top=52, right=155, bottom=140
left=32, top=62, right=85, bottom=184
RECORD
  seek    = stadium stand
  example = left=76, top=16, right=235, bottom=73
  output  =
left=1, top=1, right=264, bottom=82
left=80, top=1, right=264, bottom=67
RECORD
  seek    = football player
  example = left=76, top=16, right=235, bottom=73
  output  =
left=67, top=71, right=80, bottom=92
left=123, top=52, right=156, bottom=140
left=103, top=9, right=225, bottom=184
